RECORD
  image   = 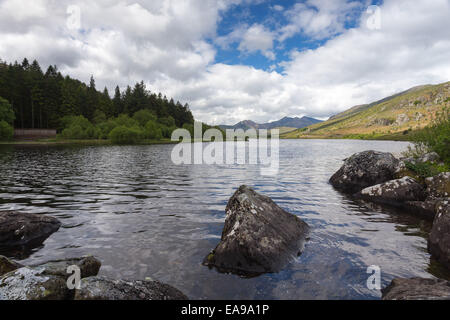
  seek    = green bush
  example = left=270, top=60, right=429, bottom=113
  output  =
left=133, top=109, right=157, bottom=127
left=0, top=120, right=14, bottom=141
left=109, top=125, right=142, bottom=144
left=144, top=120, right=163, bottom=140
left=0, top=97, right=15, bottom=125
left=96, top=119, right=118, bottom=139
left=60, top=115, right=99, bottom=139
left=412, top=107, right=450, bottom=164
left=405, top=161, right=440, bottom=179
left=115, top=114, right=139, bottom=128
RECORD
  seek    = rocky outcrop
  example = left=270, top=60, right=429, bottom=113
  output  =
left=382, top=278, right=450, bottom=300
left=0, top=256, right=188, bottom=300
left=74, top=277, right=187, bottom=300
left=203, top=185, right=310, bottom=277
left=395, top=114, right=410, bottom=126
left=0, top=256, right=100, bottom=300
left=0, top=211, right=61, bottom=250
left=428, top=200, right=450, bottom=269
left=355, top=177, right=427, bottom=208
left=330, top=151, right=399, bottom=194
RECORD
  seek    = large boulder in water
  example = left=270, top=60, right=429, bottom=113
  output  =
left=0, top=211, right=61, bottom=251
left=203, top=185, right=310, bottom=276
left=428, top=200, right=450, bottom=270
left=74, top=276, right=188, bottom=300
left=354, top=177, right=427, bottom=207
left=0, top=256, right=101, bottom=300
left=382, top=278, right=450, bottom=300
left=330, top=151, right=399, bottom=194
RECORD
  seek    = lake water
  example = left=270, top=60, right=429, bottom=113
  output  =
left=0, top=139, right=446, bottom=299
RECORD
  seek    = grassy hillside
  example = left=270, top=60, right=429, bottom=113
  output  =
left=282, top=81, right=450, bottom=140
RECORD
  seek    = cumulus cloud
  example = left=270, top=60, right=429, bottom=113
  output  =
left=238, top=24, right=276, bottom=60
left=0, top=0, right=449, bottom=125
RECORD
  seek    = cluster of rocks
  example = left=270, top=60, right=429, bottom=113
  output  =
left=0, top=211, right=187, bottom=300
left=330, top=150, right=450, bottom=300
left=203, top=185, right=310, bottom=277
left=0, top=255, right=187, bottom=300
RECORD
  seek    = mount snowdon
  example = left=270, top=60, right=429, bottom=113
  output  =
left=219, top=116, right=322, bottom=131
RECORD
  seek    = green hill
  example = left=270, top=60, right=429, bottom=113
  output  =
left=282, top=81, right=450, bottom=140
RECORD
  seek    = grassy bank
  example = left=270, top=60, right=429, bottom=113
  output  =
left=281, top=130, right=415, bottom=142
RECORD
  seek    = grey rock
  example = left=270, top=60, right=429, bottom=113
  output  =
left=382, top=277, right=450, bottom=300
left=428, top=200, right=450, bottom=270
left=0, top=211, right=61, bottom=250
left=203, top=185, right=310, bottom=276
left=30, top=256, right=101, bottom=280
left=395, top=114, right=410, bottom=126
left=0, top=256, right=23, bottom=276
left=418, top=152, right=440, bottom=163
left=0, top=256, right=101, bottom=300
left=330, top=151, right=400, bottom=194
left=74, top=276, right=188, bottom=300
left=0, top=267, right=70, bottom=300
left=426, top=172, right=450, bottom=199
left=355, top=177, right=427, bottom=207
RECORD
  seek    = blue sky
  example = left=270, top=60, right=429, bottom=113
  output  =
left=213, top=0, right=383, bottom=73
left=0, top=0, right=448, bottom=125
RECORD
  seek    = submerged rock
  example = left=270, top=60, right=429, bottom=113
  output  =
left=355, top=177, right=427, bottom=207
left=203, top=185, right=310, bottom=276
left=0, top=256, right=101, bottom=300
left=382, top=277, right=450, bottom=300
left=74, top=276, right=188, bottom=300
left=330, top=151, right=399, bottom=194
left=0, top=256, right=23, bottom=277
left=428, top=200, right=450, bottom=270
left=0, top=211, right=61, bottom=251
left=404, top=200, right=440, bottom=221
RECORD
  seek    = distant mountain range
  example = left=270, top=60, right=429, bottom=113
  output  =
left=282, top=81, right=450, bottom=139
left=220, top=116, right=322, bottom=131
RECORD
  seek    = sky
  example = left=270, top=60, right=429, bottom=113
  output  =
left=0, top=0, right=449, bottom=125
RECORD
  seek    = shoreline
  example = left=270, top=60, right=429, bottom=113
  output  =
left=0, top=138, right=179, bottom=146
left=0, top=136, right=414, bottom=146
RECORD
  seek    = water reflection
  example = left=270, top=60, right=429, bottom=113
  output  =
left=0, top=140, right=448, bottom=299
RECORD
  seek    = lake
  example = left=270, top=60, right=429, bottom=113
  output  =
left=0, top=139, right=445, bottom=299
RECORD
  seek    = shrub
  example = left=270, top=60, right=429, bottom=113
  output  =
left=0, top=120, right=14, bottom=141
left=0, top=97, right=15, bottom=125
left=115, top=114, right=139, bottom=128
left=133, top=109, right=157, bottom=127
left=411, top=107, right=450, bottom=164
left=144, top=120, right=163, bottom=140
left=109, top=125, right=141, bottom=144
left=96, top=119, right=118, bottom=139
left=405, top=161, right=440, bottom=179
left=60, top=115, right=99, bottom=139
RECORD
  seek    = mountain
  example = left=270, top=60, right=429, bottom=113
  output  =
left=282, top=81, right=450, bottom=140
left=220, top=116, right=322, bottom=131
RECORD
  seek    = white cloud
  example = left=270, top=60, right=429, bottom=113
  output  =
left=279, top=0, right=363, bottom=41
left=0, top=0, right=449, bottom=126
left=238, top=24, right=276, bottom=60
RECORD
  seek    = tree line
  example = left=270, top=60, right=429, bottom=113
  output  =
left=0, top=58, right=194, bottom=131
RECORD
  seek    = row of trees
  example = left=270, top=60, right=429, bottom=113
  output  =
left=0, top=58, right=194, bottom=131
